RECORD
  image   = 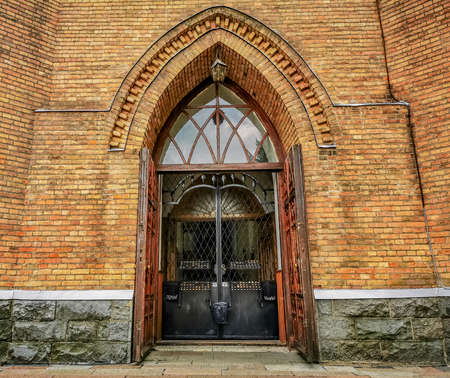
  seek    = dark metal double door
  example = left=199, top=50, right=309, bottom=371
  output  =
left=162, top=173, right=278, bottom=340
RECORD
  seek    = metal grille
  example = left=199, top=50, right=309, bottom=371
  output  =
left=221, top=185, right=275, bottom=283
left=161, top=172, right=276, bottom=291
left=180, top=221, right=216, bottom=282
left=230, top=281, right=261, bottom=290
left=180, top=281, right=211, bottom=291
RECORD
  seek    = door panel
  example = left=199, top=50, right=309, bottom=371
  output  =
left=279, top=145, right=319, bottom=362
left=134, top=148, right=160, bottom=361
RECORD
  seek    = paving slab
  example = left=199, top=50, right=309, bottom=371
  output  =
left=0, top=367, right=51, bottom=376
left=0, top=372, right=52, bottom=376
left=212, top=345, right=290, bottom=353
left=222, top=368, right=294, bottom=375
left=265, top=363, right=326, bottom=372
left=322, top=365, right=359, bottom=374
left=143, top=360, right=197, bottom=367
left=162, top=366, right=223, bottom=375
left=93, top=364, right=141, bottom=369
left=155, top=345, right=213, bottom=352
left=46, top=365, right=94, bottom=375
left=1, top=345, right=449, bottom=377
left=353, top=366, right=425, bottom=377
left=420, top=366, right=450, bottom=376
left=92, top=367, right=164, bottom=376
left=193, top=361, right=266, bottom=369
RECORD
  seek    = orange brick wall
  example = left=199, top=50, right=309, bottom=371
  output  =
left=0, top=0, right=59, bottom=286
left=48, top=0, right=389, bottom=108
left=379, top=0, right=449, bottom=284
left=310, top=105, right=433, bottom=288
left=0, top=1, right=444, bottom=290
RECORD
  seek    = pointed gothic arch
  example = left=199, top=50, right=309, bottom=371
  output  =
left=127, top=8, right=324, bottom=360
left=107, top=6, right=337, bottom=152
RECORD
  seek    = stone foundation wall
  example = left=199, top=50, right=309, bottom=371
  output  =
left=0, top=300, right=132, bottom=365
left=317, top=297, right=450, bottom=365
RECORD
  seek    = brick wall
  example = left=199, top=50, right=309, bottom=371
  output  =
left=0, top=0, right=59, bottom=287
left=47, top=0, right=389, bottom=109
left=310, top=105, right=434, bottom=289
left=0, top=1, right=445, bottom=290
left=378, top=0, right=449, bottom=284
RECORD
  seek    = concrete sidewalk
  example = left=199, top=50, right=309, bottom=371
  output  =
left=0, top=345, right=449, bottom=377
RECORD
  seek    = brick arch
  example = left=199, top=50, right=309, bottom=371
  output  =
left=107, top=6, right=336, bottom=151
left=130, top=39, right=311, bottom=156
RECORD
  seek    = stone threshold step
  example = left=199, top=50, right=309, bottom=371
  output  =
left=158, top=340, right=285, bottom=346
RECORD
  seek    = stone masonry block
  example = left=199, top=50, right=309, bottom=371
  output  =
left=51, top=342, right=128, bottom=364
left=356, top=318, right=411, bottom=340
left=13, top=321, right=66, bottom=342
left=8, top=342, right=51, bottom=364
left=338, top=340, right=382, bottom=361
left=56, top=301, right=111, bottom=321
left=318, top=315, right=354, bottom=340
left=111, top=301, right=132, bottom=320
left=13, top=300, right=55, bottom=321
left=0, top=342, right=8, bottom=364
left=0, top=301, right=11, bottom=319
left=412, top=318, right=444, bottom=340
left=381, top=340, right=444, bottom=364
left=390, top=298, right=440, bottom=318
left=440, top=297, right=450, bottom=318
left=67, top=321, right=97, bottom=341
left=443, top=318, right=450, bottom=338
left=334, top=299, right=389, bottom=317
left=0, top=320, right=11, bottom=341
left=446, top=339, right=450, bottom=362
left=319, top=339, right=339, bottom=360
left=98, top=321, right=131, bottom=342
left=316, top=300, right=332, bottom=315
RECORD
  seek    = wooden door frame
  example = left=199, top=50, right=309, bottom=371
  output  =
left=133, top=148, right=160, bottom=362
left=278, top=144, right=319, bottom=362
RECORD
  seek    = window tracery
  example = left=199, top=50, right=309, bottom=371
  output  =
left=160, top=83, right=278, bottom=165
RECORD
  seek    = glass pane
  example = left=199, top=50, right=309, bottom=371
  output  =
left=190, top=135, right=214, bottom=164
left=203, top=119, right=217, bottom=161
left=238, top=117, right=264, bottom=158
left=169, top=113, right=189, bottom=138
left=256, top=137, right=278, bottom=162
left=188, top=108, right=214, bottom=128
left=188, top=84, right=215, bottom=107
left=222, top=108, right=248, bottom=127
left=173, top=119, right=197, bottom=161
left=162, top=141, right=184, bottom=164
left=223, top=135, right=248, bottom=163
left=219, top=121, right=233, bottom=159
left=246, top=112, right=267, bottom=135
left=218, top=84, right=246, bottom=105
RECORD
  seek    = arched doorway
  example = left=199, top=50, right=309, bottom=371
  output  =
left=133, top=78, right=318, bottom=362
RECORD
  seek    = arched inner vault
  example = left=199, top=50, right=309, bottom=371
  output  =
left=107, top=7, right=336, bottom=153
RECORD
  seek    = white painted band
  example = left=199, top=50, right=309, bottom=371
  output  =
left=314, top=288, right=450, bottom=300
left=0, top=288, right=448, bottom=301
left=0, top=290, right=134, bottom=301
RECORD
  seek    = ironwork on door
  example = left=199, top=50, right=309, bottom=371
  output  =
left=134, top=148, right=160, bottom=361
left=279, top=145, right=319, bottom=362
left=161, top=172, right=278, bottom=339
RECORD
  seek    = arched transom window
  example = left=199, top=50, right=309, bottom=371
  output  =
left=160, top=83, right=278, bottom=166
